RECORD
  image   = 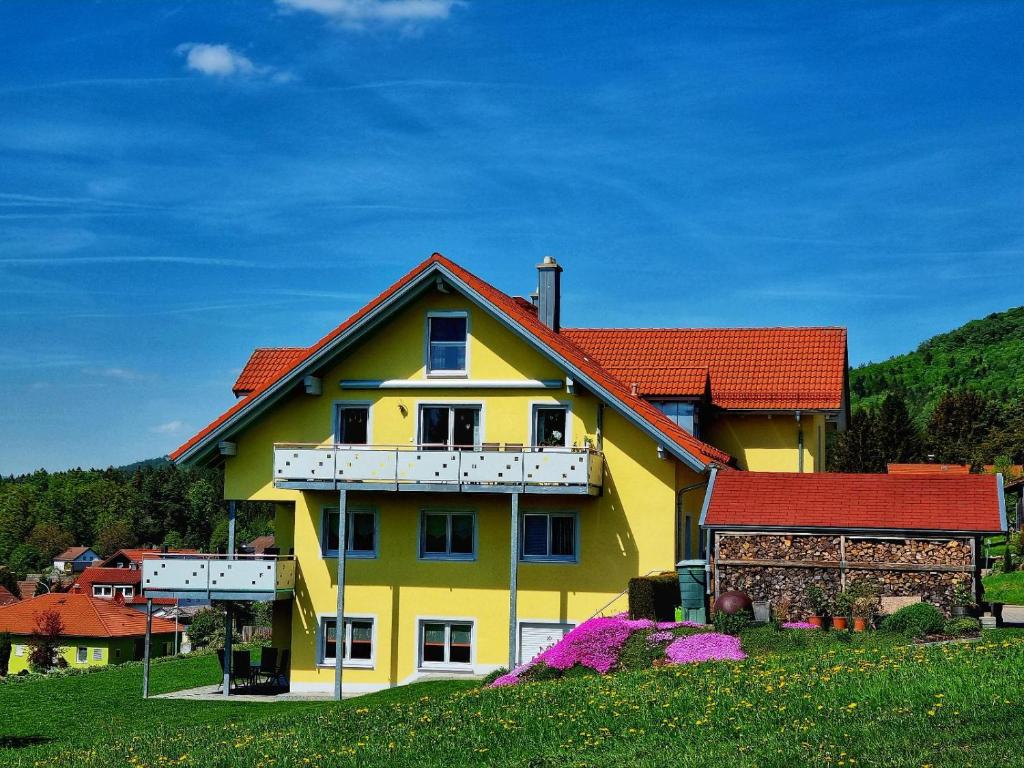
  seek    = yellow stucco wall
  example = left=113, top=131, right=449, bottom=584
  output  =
left=705, top=412, right=826, bottom=472
left=215, top=287, right=801, bottom=691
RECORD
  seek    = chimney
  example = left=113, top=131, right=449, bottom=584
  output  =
left=536, top=256, right=563, bottom=332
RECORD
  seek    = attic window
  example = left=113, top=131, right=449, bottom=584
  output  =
left=427, top=312, right=468, bottom=375
left=652, top=401, right=699, bottom=436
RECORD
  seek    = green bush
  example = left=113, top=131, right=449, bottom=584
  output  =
left=560, top=664, right=598, bottom=680
left=713, top=609, right=752, bottom=636
left=617, top=632, right=662, bottom=671
left=481, top=667, right=508, bottom=686
left=880, top=603, right=945, bottom=638
left=0, top=631, right=10, bottom=677
left=187, top=607, right=224, bottom=649
left=519, top=663, right=562, bottom=683
left=628, top=574, right=680, bottom=622
left=944, top=617, right=981, bottom=637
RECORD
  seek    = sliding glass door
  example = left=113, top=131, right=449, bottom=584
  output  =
left=419, top=405, right=481, bottom=449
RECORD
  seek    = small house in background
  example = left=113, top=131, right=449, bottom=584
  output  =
left=701, top=469, right=1007, bottom=618
left=0, top=586, right=18, bottom=607
left=0, top=592, right=181, bottom=675
left=17, top=577, right=40, bottom=599
left=243, top=535, right=275, bottom=555
left=99, top=547, right=199, bottom=570
left=52, top=546, right=102, bottom=574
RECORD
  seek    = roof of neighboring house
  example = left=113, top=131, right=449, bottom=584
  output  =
left=0, top=592, right=181, bottom=638
left=53, top=546, right=97, bottom=562
left=17, top=579, right=38, bottom=599
left=702, top=470, right=1007, bottom=533
left=0, top=586, right=18, bottom=606
left=246, top=535, right=275, bottom=554
left=561, top=327, right=847, bottom=411
left=170, top=253, right=734, bottom=470
left=75, top=567, right=142, bottom=589
left=887, top=463, right=972, bottom=475
left=233, top=348, right=306, bottom=397
left=100, top=548, right=199, bottom=568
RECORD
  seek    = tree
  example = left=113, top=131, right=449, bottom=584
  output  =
left=875, top=392, right=925, bottom=465
left=94, top=518, right=137, bottom=557
left=188, top=607, right=224, bottom=650
left=829, top=408, right=884, bottom=472
left=28, top=609, right=64, bottom=672
left=7, top=544, right=45, bottom=579
left=0, top=632, right=11, bottom=677
left=927, top=390, right=996, bottom=464
left=27, top=522, right=74, bottom=562
left=0, top=567, right=20, bottom=599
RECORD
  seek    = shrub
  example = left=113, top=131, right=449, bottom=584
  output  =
left=880, top=602, right=945, bottom=638
left=481, top=667, right=508, bottom=687
left=188, top=607, right=224, bottom=649
left=805, top=585, right=831, bottom=616
left=944, top=617, right=981, bottom=637
left=560, top=664, right=598, bottom=679
left=618, top=631, right=663, bottom=671
left=713, top=609, right=752, bottom=636
left=519, top=662, right=562, bottom=682
left=628, top=574, right=680, bottom=622
left=0, top=631, right=11, bottom=677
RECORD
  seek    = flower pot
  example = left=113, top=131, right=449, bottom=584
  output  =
left=952, top=605, right=966, bottom=618
left=808, top=615, right=824, bottom=628
left=831, top=616, right=848, bottom=631
left=853, top=617, right=868, bottom=632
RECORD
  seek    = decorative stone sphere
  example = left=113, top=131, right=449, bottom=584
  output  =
left=715, top=591, right=753, bottom=615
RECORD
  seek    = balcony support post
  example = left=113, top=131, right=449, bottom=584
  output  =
left=227, top=500, right=236, bottom=559
left=142, top=597, right=152, bottom=699
left=508, top=492, right=520, bottom=670
left=223, top=602, right=232, bottom=698
left=334, top=489, right=349, bottom=702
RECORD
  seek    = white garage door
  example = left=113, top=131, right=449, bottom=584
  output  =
left=518, top=622, right=574, bottom=665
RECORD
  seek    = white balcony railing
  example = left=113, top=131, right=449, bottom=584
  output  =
left=273, top=444, right=603, bottom=494
left=142, top=554, right=296, bottom=601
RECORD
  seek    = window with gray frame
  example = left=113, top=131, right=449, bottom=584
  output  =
left=420, top=511, right=475, bottom=559
left=322, top=508, right=377, bottom=558
left=335, top=404, right=369, bottom=444
left=521, top=512, right=577, bottom=561
left=533, top=405, right=568, bottom=447
left=427, top=314, right=467, bottom=374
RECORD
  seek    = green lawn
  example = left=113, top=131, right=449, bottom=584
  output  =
left=6, top=630, right=1024, bottom=767
left=982, top=570, right=1024, bottom=604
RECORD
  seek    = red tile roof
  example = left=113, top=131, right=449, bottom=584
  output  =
left=100, top=548, right=198, bottom=568
left=605, top=366, right=708, bottom=398
left=0, top=593, right=181, bottom=638
left=171, top=254, right=731, bottom=468
left=0, top=586, right=18, bottom=606
left=703, top=470, right=1006, bottom=533
left=233, top=348, right=307, bottom=397
left=561, top=328, right=847, bottom=411
left=887, top=463, right=971, bottom=475
left=75, top=567, right=142, bottom=589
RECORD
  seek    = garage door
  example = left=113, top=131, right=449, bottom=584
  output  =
left=519, top=622, right=574, bottom=665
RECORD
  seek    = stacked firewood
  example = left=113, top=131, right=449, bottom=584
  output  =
left=717, top=565, right=841, bottom=617
left=717, top=535, right=840, bottom=561
left=844, top=537, right=971, bottom=565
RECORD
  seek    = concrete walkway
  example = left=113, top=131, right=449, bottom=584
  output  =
left=152, top=684, right=359, bottom=702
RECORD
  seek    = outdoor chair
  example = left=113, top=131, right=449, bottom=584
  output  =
left=231, top=649, right=254, bottom=689
left=255, top=646, right=278, bottom=686
left=274, top=648, right=290, bottom=687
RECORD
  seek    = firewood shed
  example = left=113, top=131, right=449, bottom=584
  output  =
left=699, top=469, right=1008, bottom=617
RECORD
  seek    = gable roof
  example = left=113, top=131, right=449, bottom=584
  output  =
left=170, top=253, right=730, bottom=470
left=0, top=592, right=180, bottom=638
left=76, top=567, right=143, bottom=588
left=887, top=463, right=971, bottom=475
left=561, top=328, right=847, bottom=411
left=54, top=546, right=97, bottom=562
left=233, top=348, right=306, bottom=397
left=702, top=470, right=1006, bottom=533
left=0, top=586, right=18, bottom=606
left=100, top=548, right=198, bottom=568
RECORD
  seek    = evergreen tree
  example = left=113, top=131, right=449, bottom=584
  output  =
left=876, top=392, right=925, bottom=465
left=829, top=408, right=885, bottom=472
left=927, top=390, right=996, bottom=464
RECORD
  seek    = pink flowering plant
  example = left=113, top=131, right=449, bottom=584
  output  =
left=781, top=621, right=820, bottom=630
left=664, top=632, right=746, bottom=663
left=489, top=613, right=739, bottom=688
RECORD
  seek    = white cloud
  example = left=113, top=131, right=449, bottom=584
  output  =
left=277, top=0, right=461, bottom=30
left=83, top=367, right=154, bottom=382
left=175, top=43, right=292, bottom=82
left=150, top=420, right=187, bottom=435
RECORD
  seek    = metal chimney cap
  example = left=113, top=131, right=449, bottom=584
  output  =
left=537, top=255, right=562, bottom=270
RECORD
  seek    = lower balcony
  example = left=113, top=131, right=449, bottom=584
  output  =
left=273, top=444, right=603, bottom=495
left=142, top=554, right=296, bottom=602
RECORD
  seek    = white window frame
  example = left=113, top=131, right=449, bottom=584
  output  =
left=529, top=401, right=572, bottom=448
left=114, top=585, right=134, bottom=598
left=425, top=310, right=469, bottom=377
left=332, top=400, right=372, bottom=445
left=416, top=617, right=475, bottom=671
left=416, top=401, right=484, bottom=448
left=93, top=585, right=113, bottom=598
left=76, top=646, right=88, bottom=664
left=317, top=614, right=376, bottom=669
left=14, top=644, right=24, bottom=657
left=520, top=511, right=579, bottom=563
left=320, top=506, right=379, bottom=559
left=418, top=510, right=477, bottom=561
left=92, top=647, right=103, bottom=661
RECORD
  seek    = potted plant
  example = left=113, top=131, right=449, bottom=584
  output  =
left=832, top=589, right=851, bottom=631
left=952, top=582, right=977, bottom=618
left=805, top=585, right=830, bottom=628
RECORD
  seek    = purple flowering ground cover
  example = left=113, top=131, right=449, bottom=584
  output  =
left=491, top=614, right=734, bottom=687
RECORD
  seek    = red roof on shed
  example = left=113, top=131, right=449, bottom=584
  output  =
left=0, top=592, right=180, bottom=638
left=703, top=471, right=1006, bottom=533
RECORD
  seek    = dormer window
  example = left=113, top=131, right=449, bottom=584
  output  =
left=652, top=400, right=699, bottom=436
left=427, top=312, right=467, bottom=375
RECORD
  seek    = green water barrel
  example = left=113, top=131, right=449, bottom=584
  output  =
left=676, top=559, right=707, bottom=624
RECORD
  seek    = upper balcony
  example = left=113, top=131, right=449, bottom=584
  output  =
left=142, top=554, right=296, bottom=602
left=273, top=444, right=603, bottom=495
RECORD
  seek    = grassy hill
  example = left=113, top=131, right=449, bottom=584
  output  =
left=851, top=306, right=1024, bottom=425
left=6, top=631, right=1024, bottom=767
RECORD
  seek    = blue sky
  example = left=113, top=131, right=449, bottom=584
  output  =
left=2, top=1, right=1023, bottom=474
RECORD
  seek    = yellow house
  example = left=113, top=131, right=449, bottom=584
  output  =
left=0, top=592, right=179, bottom=675
left=160, top=254, right=847, bottom=696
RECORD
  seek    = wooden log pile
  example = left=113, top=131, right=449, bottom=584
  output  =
left=714, top=533, right=975, bottom=617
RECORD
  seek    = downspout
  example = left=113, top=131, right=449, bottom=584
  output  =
left=796, top=410, right=804, bottom=473
left=676, top=480, right=708, bottom=562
